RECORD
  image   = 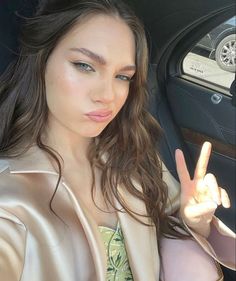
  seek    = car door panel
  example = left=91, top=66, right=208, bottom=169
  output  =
left=167, top=78, right=236, bottom=146
left=166, top=77, right=236, bottom=230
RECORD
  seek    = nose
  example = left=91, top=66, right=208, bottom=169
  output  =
left=92, top=78, right=115, bottom=104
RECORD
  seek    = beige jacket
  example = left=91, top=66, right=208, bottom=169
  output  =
left=0, top=146, right=235, bottom=281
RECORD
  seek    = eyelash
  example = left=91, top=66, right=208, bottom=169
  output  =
left=116, top=75, right=133, bottom=82
left=72, top=62, right=95, bottom=72
left=72, top=62, right=133, bottom=82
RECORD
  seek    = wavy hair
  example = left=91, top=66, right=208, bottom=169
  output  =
left=0, top=0, right=187, bottom=240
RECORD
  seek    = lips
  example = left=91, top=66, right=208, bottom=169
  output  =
left=85, top=110, right=113, bottom=122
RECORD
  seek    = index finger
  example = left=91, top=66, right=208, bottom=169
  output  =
left=194, top=142, right=212, bottom=179
left=175, top=149, right=191, bottom=184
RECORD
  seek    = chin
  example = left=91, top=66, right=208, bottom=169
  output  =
left=80, top=127, right=106, bottom=138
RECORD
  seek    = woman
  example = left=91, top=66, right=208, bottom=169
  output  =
left=0, top=0, right=235, bottom=280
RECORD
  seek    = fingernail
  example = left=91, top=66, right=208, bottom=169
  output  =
left=222, top=201, right=230, bottom=209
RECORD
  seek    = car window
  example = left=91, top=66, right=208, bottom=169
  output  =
left=182, top=16, right=236, bottom=94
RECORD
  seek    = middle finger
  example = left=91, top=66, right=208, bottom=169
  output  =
left=194, top=142, right=212, bottom=179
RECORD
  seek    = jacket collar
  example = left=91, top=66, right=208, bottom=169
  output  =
left=116, top=185, right=159, bottom=280
left=7, top=145, right=58, bottom=175
left=5, top=145, right=159, bottom=280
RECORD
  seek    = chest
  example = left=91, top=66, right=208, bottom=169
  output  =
left=62, top=166, right=118, bottom=229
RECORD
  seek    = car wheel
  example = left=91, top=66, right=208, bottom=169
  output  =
left=215, top=34, right=236, bottom=73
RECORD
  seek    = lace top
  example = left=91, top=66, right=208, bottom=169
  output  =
left=98, top=222, right=133, bottom=281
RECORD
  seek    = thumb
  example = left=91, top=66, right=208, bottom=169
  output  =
left=183, top=201, right=217, bottom=219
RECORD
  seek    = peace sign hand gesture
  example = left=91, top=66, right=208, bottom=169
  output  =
left=175, top=142, right=230, bottom=238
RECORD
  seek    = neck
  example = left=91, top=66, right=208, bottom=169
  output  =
left=42, top=118, right=93, bottom=168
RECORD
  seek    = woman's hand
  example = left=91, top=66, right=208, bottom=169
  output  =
left=175, top=142, right=230, bottom=238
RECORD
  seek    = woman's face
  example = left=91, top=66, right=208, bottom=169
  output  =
left=45, top=14, right=136, bottom=139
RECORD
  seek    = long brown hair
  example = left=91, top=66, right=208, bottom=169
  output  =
left=0, top=0, right=186, bottom=240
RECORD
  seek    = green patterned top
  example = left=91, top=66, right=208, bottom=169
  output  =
left=98, top=222, right=133, bottom=281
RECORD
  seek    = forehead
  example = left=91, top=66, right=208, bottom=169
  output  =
left=55, top=14, right=136, bottom=63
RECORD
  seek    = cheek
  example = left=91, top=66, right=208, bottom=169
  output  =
left=45, top=68, right=87, bottom=114
left=45, top=81, right=79, bottom=123
left=46, top=65, right=78, bottom=98
left=115, top=88, right=129, bottom=111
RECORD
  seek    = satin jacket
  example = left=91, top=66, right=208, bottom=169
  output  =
left=0, top=146, right=235, bottom=281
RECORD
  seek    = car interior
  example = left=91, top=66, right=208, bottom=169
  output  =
left=0, top=0, right=235, bottom=279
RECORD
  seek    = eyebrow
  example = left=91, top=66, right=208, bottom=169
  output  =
left=69, top=47, right=136, bottom=72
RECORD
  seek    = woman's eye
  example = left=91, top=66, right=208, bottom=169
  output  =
left=72, top=62, right=95, bottom=72
left=116, top=75, right=132, bottom=82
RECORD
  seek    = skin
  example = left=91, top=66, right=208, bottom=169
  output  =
left=43, top=14, right=136, bottom=228
left=176, top=142, right=231, bottom=237
left=43, top=13, right=230, bottom=234
left=44, top=14, right=136, bottom=161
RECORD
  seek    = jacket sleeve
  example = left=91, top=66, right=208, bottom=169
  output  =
left=162, top=162, right=236, bottom=271
left=0, top=207, right=26, bottom=281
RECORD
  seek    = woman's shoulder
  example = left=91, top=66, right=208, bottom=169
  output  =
left=0, top=158, right=12, bottom=190
left=0, top=158, right=28, bottom=227
left=0, top=158, right=9, bottom=173
left=0, top=156, right=17, bottom=180
left=0, top=157, right=21, bottom=198
left=0, top=155, right=56, bottom=227
left=0, top=156, right=38, bottom=206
